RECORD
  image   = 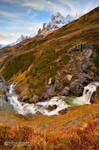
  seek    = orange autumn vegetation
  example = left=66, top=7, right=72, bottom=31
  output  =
left=0, top=120, right=99, bottom=150
left=0, top=104, right=99, bottom=150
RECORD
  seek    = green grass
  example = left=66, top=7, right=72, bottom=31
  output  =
left=61, top=55, right=70, bottom=65
left=29, top=78, right=45, bottom=89
left=3, top=51, right=35, bottom=80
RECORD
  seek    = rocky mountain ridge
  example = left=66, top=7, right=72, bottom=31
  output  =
left=15, top=35, right=30, bottom=45
left=38, top=12, right=75, bottom=34
left=0, top=35, right=30, bottom=50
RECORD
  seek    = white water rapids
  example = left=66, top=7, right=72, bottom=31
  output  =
left=5, top=82, right=99, bottom=116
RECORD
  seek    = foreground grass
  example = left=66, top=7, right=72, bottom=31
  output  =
left=0, top=104, right=99, bottom=150
left=0, top=120, right=99, bottom=150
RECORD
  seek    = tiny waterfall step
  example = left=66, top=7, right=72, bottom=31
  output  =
left=66, top=82, right=99, bottom=106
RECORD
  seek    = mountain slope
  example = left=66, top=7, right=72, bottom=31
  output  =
left=0, top=7, right=99, bottom=100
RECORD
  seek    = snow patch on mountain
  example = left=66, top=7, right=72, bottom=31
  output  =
left=0, top=35, right=30, bottom=49
left=38, top=12, right=77, bottom=34
left=10, top=35, right=30, bottom=46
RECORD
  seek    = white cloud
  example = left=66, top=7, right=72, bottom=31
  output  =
left=21, top=0, right=98, bottom=17
left=0, top=21, right=43, bottom=44
left=1, top=0, right=98, bottom=17
left=0, top=33, right=20, bottom=45
left=0, top=0, right=20, bottom=4
left=22, top=0, right=68, bottom=16
left=57, top=0, right=99, bottom=17
left=0, top=10, right=21, bottom=18
left=57, top=0, right=79, bottom=17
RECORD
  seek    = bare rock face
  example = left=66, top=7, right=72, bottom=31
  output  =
left=68, top=42, right=93, bottom=55
left=58, top=43, right=94, bottom=97
left=0, top=74, right=7, bottom=92
left=0, top=74, right=12, bottom=110
left=90, top=92, right=96, bottom=104
left=66, top=43, right=94, bottom=96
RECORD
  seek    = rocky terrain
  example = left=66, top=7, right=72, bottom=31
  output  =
left=42, top=42, right=96, bottom=100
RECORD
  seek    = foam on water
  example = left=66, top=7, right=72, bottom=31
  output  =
left=69, top=82, right=99, bottom=106
left=6, top=82, right=99, bottom=116
left=7, top=84, right=70, bottom=116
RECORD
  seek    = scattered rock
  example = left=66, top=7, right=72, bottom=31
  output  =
left=22, top=96, right=30, bottom=102
left=47, top=105, right=57, bottom=111
left=48, top=78, right=52, bottom=85
left=66, top=74, right=72, bottom=81
left=42, top=84, right=56, bottom=99
left=61, top=87, right=70, bottom=96
left=33, top=95, right=40, bottom=103
left=90, top=92, right=96, bottom=104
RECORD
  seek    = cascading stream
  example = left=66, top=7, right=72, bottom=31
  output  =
left=6, top=83, right=70, bottom=116
left=5, top=82, right=99, bottom=116
left=69, top=82, right=99, bottom=106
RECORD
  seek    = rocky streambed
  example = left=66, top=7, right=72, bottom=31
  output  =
left=0, top=73, right=99, bottom=116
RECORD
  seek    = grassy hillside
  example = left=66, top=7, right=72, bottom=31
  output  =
left=0, top=7, right=99, bottom=98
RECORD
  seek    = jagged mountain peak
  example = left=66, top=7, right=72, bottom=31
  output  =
left=0, top=35, right=30, bottom=49
left=51, top=12, right=63, bottom=20
left=16, top=35, right=29, bottom=43
left=38, top=12, right=75, bottom=34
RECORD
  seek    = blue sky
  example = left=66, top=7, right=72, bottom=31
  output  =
left=0, top=0, right=98, bottom=45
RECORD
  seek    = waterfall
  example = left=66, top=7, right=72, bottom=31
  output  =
left=5, top=82, right=99, bottom=116
left=82, top=82, right=99, bottom=103
left=69, top=82, right=99, bottom=106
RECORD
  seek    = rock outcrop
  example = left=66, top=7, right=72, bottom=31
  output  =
left=42, top=42, right=95, bottom=99
left=42, top=83, right=56, bottom=99
left=0, top=74, right=7, bottom=92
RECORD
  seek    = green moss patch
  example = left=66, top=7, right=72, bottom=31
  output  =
left=3, top=51, right=35, bottom=80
